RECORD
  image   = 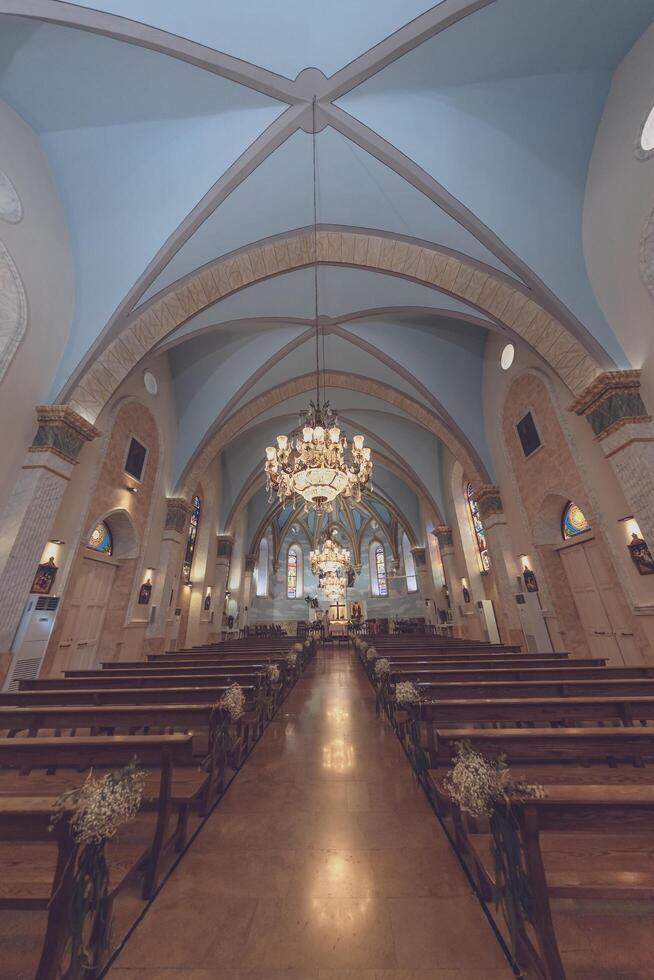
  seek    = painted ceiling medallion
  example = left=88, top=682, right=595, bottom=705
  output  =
left=0, top=171, right=22, bottom=224
left=264, top=99, right=372, bottom=514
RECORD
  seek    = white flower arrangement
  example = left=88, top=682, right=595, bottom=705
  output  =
left=51, top=759, right=145, bottom=845
left=374, top=657, right=391, bottom=678
left=444, top=741, right=544, bottom=819
left=395, top=681, right=421, bottom=704
left=220, top=682, right=246, bottom=721
left=365, top=646, right=378, bottom=661
left=263, top=663, right=280, bottom=683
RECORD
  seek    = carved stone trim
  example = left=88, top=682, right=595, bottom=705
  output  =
left=165, top=497, right=191, bottom=532
left=244, top=555, right=257, bottom=573
left=433, top=525, right=454, bottom=551
left=410, top=546, right=427, bottom=569
left=216, top=535, right=234, bottom=560
left=29, top=404, right=100, bottom=464
left=474, top=484, right=504, bottom=522
left=568, top=370, right=651, bottom=440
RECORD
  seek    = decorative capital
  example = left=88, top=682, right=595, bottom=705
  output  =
left=568, top=370, right=651, bottom=439
left=474, top=484, right=504, bottom=522
left=410, top=546, right=427, bottom=569
left=29, top=404, right=100, bottom=464
left=433, top=525, right=454, bottom=551
left=245, top=554, right=257, bottom=573
left=216, top=535, right=234, bottom=560
left=165, top=497, right=191, bottom=533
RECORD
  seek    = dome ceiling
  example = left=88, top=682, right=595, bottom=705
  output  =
left=1, top=0, right=653, bottom=538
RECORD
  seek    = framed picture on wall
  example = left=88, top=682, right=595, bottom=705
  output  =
left=124, top=436, right=148, bottom=481
left=31, top=557, right=58, bottom=595
left=515, top=410, right=542, bottom=459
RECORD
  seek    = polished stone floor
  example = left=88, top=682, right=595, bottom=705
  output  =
left=108, top=646, right=512, bottom=979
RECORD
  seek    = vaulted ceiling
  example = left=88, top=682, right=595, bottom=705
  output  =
left=2, top=0, right=653, bottom=537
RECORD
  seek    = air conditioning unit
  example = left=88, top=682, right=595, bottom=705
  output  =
left=4, top=595, right=60, bottom=691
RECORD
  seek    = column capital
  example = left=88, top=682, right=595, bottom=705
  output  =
left=29, top=404, right=100, bottom=464
left=244, top=554, right=257, bottom=573
left=568, top=369, right=651, bottom=440
left=433, top=525, right=454, bottom=552
left=410, top=546, right=427, bottom=569
left=216, top=535, right=234, bottom=560
left=473, top=484, right=504, bottom=523
left=164, top=497, right=191, bottom=533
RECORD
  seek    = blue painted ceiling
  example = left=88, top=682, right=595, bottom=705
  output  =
left=2, top=0, right=653, bottom=533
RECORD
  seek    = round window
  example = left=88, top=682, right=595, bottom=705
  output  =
left=636, top=104, right=654, bottom=159
left=143, top=370, right=158, bottom=396
left=500, top=342, right=515, bottom=371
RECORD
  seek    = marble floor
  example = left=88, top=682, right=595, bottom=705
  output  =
left=107, top=645, right=512, bottom=980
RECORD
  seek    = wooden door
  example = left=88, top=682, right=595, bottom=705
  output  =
left=558, top=543, right=624, bottom=664
left=57, top=557, right=116, bottom=671
left=580, top=539, right=642, bottom=664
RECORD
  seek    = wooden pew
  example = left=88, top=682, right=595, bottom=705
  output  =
left=438, top=784, right=654, bottom=980
left=0, top=796, right=150, bottom=979
left=0, top=734, right=195, bottom=899
left=397, top=677, right=654, bottom=700
left=387, top=665, right=651, bottom=683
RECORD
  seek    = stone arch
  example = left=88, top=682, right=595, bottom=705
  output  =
left=181, top=371, right=485, bottom=499
left=89, top=507, right=140, bottom=560
left=0, top=238, right=27, bottom=383
left=66, top=230, right=605, bottom=423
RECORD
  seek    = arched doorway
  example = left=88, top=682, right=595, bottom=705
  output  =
left=55, top=509, right=139, bottom=671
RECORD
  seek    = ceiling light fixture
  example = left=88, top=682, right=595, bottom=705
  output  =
left=264, top=98, right=372, bottom=514
left=310, top=537, right=351, bottom=576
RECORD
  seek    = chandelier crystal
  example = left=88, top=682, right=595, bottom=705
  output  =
left=262, top=97, right=373, bottom=514
left=310, top=537, right=351, bottom=575
left=320, top=569, right=346, bottom=600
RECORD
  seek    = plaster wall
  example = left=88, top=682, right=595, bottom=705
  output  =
left=483, top=333, right=654, bottom=660
left=0, top=99, right=73, bottom=505
left=584, top=22, right=654, bottom=412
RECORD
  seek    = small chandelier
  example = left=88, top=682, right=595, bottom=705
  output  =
left=310, top=537, right=351, bottom=576
left=263, top=98, right=373, bottom=515
left=320, top=569, right=346, bottom=600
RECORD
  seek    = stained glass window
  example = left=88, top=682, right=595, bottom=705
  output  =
left=183, top=494, right=201, bottom=582
left=466, top=482, right=490, bottom=572
left=562, top=501, right=592, bottom=540
left=87, top=521, right=113, bottom=555
left=375, top=544, right=388, bottom=597
left=287, top=548, right=298, bottom=599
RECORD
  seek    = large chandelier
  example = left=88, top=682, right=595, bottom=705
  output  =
left=263, top=99, right=373, bottom=515
left=310, top=537, right=351, bottom=575
left=320, top=569, right=346, bottom=600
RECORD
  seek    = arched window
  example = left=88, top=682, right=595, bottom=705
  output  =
left=287, top=544, right=303, bottom=599
left=256, top=537, right=269, bottom=597
left=183, top=494, right=201, bottom=582
left=370, top=541, right=388, bottom=597
left=466, top=482, right=490, bottom=572
left=87, top=521, right=113, bottom=556
left=402, top=533, right=418, bottom=592
left=562, top=501, right=592, bottom=540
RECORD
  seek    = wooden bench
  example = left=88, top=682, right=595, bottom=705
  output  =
left=0, top=734, right=196, bottom=899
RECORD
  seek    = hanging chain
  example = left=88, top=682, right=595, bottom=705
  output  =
left=312, top=97, right=321, bottom=410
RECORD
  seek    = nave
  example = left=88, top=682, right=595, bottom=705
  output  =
left=107, top=645, right=511, bottom=979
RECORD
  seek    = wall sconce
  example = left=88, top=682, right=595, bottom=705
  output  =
left=49, top=539, right=65, bottom=546
left=125, top=485, right=139, bottom=494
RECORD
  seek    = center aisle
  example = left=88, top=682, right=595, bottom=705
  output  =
left=109, top=645, right=512, bottom=979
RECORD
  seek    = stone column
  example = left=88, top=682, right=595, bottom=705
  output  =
left=474, top=485, right=524, bottom=648
left=433, top=526, right=464, bottom=636
left=0, top=405, right=100, bottom=652
left=569, top=370, right=654, bottom=545
left=146, top=498, right=191, bottom=652
left=240, top=555, right=256, bottom=632
left=210, top=535, right=233, bottom=641
left=410, top=547, right=437, bottom=624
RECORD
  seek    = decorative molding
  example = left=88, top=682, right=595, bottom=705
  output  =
left=0, top=238, right=27, bottom=383
left=410, top=546, right=427, bottom=569
left=216, top=535, right=234, bottom=560
left=433, top=524, right=454, bottom=552
left=244, top=555, right=257, bottom=574
left=474, top=484, right=504, bottom=522
left=67, top=230, right=603, bottom=425
left=28, top=404, right=100, bottom=464
left=0, top=171, right=22, bottom=223
left=164, top=497, right=191, bottom=533
left=568, top=370, right=651, bottom=440
left=640, top=203, right=654, bottom=297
